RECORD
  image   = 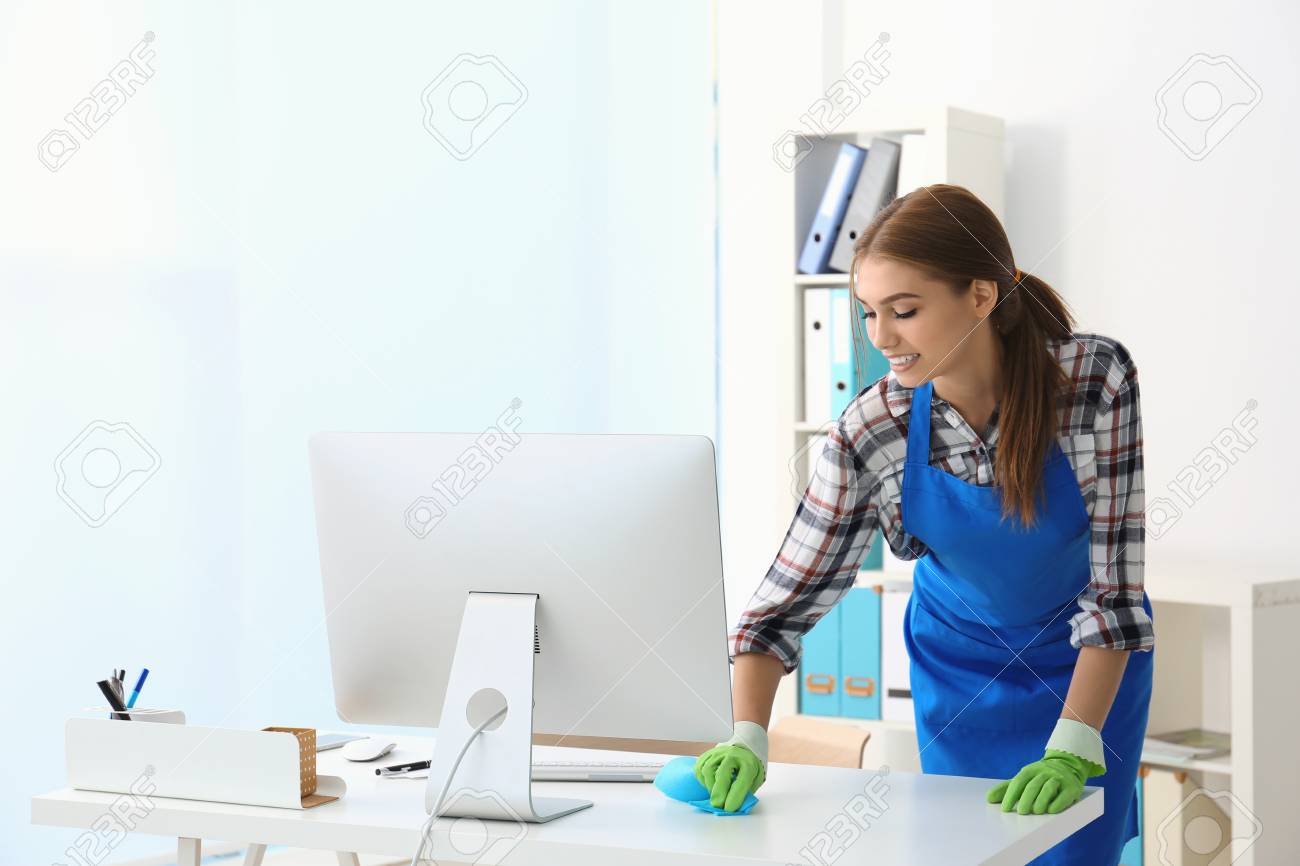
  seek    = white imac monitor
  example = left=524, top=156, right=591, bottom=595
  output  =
left=307, top=430, right=734, bottom=823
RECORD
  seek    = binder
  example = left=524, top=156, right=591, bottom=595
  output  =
left=849, top=299, right=893, bottom=407
left=804, top=286, right=872, bottom=424
left=839, top=588, right=881, bottom=720
left=857, top=334, right=891, bottom=571
left=799, top=602, right=841, bottom=716
left=802, top=288, right=833, bottom=422
left=879, top=583, right=913, bottom=723
left=895, top=133, right=929, bottom=198
left=828, top=288, right=855, bottom=419
left=797, top=142, right=866, bottom=274
left=804, top=293, right=892, bottom=569
left=828, top=138, right=902, bottom=273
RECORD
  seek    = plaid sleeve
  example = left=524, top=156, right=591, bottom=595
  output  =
left=728, top=416, right=878, bottom=675
left=1068, top=340, right=1155, bottom=652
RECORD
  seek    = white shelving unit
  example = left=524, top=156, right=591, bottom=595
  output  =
left=1137, top=567, right=1300, bottom=865
left=772, top=105, right=1006, bottom=723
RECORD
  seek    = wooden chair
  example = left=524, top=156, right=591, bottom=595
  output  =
left=768, top=715, right=870, bottom=769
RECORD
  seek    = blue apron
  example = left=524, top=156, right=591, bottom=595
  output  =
left=900, top=380, right=1153, bottom=866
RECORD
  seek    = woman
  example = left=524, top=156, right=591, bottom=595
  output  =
left=695, top=184, right=1154, bottom=865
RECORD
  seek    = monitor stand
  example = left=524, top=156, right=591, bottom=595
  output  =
left=424, top=591, right=593, bottom=823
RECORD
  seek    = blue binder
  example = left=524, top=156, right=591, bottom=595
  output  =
left=825, top=293, right=891, bottom=571
left=798, top=602, right=841, bottom=716
left=828, top=288, right=855, bottom=419
left=798, top=143, right=867, bottom=274
left=839, top=588, right=882, bottom=719
left=828, top=287, right=894, bottom=418
left=857, top=333, right=891, bottom=570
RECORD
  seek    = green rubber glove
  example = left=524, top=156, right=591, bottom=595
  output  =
left=694, top=721, right=768, bottom=812
left=986, top=750, right=1091, bottom=814
left=986, top=718, right=1107, bottom=815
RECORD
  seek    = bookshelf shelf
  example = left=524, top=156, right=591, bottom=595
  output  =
left=1139, top=752, right=1233, bottom=777
left=793, top=273, right=851, bottom=287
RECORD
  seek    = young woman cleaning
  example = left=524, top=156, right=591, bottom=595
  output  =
left=695, top=184, right=1154, bottom=865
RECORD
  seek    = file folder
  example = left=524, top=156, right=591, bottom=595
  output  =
left=805, top=288, right=892, bottom=568
left=857, top=332, right=891, bottom=571
left=829, top=137, right=902, bottom=273
left=805, top=287, right=865, bottom=424
left=880, top=583, right=913, bottom=723
left=798, top=142, right=866, bottom=274
left=828, top=288, right=855, bottom=419
left=799, top=602, right=841, bottom=716
left=839, top=588, right=882, bottom=720
left=803, top=288, right=833, bottom=423
left=806, top=287, right=894, bottom=425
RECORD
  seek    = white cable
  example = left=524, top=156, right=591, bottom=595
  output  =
left=409, top=705, right=509, bottom=866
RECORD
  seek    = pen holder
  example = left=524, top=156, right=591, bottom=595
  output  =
left=263, top=727, right=317, bottom=800
left=85, top=706, right=186, bottom=724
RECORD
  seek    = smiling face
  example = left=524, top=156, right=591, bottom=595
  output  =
left=853, top=255, right=998, bottom=386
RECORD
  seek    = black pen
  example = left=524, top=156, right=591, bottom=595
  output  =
left=97, top=679, right=131, bottom=721
left=376, top=759, right=431, bottom=776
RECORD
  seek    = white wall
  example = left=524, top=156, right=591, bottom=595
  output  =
left=1, top=2, right=715, bottom=863
left=715, top=0, right=832, bottom=720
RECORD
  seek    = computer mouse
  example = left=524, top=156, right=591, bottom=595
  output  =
left=341, top=737, right=397, bottom=762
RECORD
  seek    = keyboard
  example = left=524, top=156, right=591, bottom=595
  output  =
left=530, top=758, right=667, bottom=782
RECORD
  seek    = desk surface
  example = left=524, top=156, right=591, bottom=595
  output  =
left=33, top=734, right=1101, bottom=866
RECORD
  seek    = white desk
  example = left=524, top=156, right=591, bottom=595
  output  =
left=33, top=734, right=1101, bottom=866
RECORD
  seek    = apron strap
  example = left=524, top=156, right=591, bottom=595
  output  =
left=906, top=380, right=933, bottom=467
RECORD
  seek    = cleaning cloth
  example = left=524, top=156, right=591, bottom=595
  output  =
left=653, top=755, right=759, bottom=816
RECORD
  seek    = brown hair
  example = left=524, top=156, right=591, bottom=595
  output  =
left=848, top=183, right=1076, bottom=529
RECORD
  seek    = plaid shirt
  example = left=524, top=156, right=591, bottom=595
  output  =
left=730, top=331, right=1153, bottom=675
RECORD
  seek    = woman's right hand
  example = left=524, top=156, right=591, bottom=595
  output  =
left=694, top=721, right=769, bottom=811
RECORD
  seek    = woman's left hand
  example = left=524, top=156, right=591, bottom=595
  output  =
left=986, top=751, right=1089, bottom=815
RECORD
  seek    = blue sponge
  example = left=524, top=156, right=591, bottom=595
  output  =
left=653, top=755, right=759, bottom=816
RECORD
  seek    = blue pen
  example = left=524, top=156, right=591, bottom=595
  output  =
left=126, top=668, right=150, bottom=709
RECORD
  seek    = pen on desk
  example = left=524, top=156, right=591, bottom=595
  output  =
left=97, top=679, right=131, bottom=721
left=376, top=759, right=431, bottom=776
left=126, top=668, right=150, bottom=709
left=108, top=671, right=123, bottom=704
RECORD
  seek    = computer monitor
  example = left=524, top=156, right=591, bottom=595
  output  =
left=307, top=430, right=734, bottom=823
